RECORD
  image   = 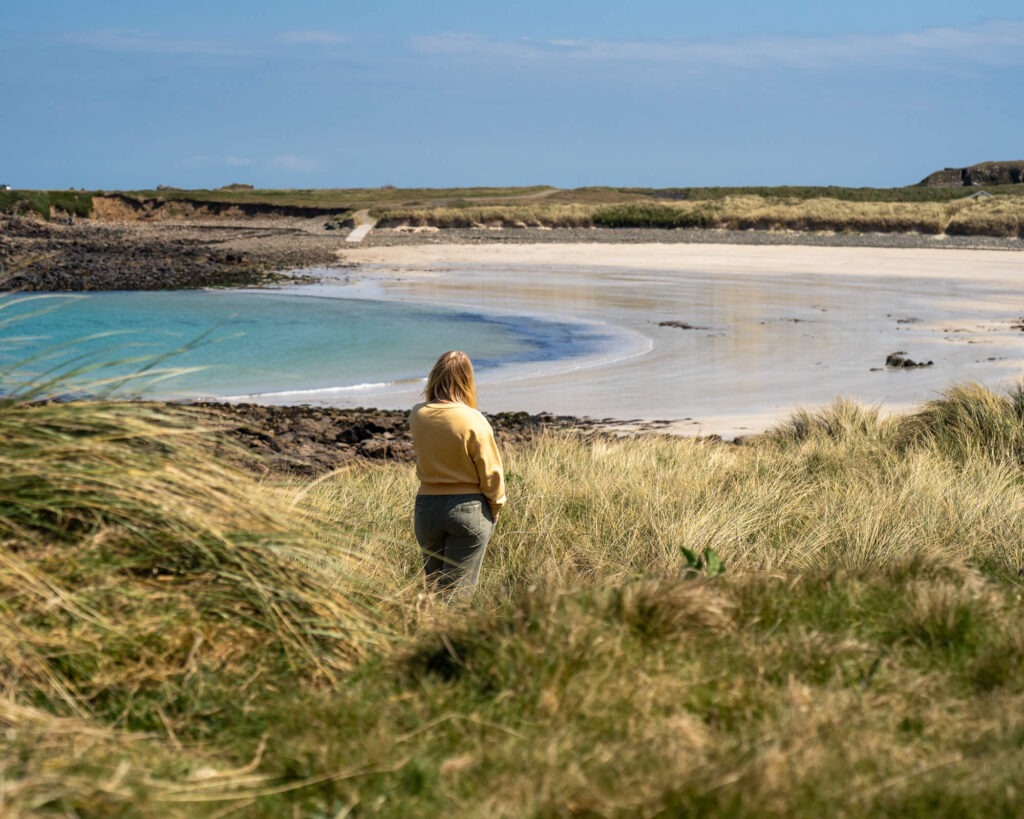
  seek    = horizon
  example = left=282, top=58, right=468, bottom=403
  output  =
left=3, top=1, right=1023, bottom=190
left=12, top=169, right=1024, bottom=193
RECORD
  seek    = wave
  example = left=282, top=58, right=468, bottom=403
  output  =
left=222, top=377, right=429, bottom=401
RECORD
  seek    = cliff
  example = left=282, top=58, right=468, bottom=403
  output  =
left=917, top=160, right=1024, bottom=187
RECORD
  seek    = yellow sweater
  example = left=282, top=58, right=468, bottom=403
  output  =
left=409, top=402, right=506, bottom=516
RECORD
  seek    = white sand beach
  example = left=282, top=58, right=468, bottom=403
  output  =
left=327, top=242, right=1024, bottom=437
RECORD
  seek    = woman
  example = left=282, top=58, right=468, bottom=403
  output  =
left=409, top=351, right=505, bottom=598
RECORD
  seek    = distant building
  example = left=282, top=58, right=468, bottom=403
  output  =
left=967, top=190, right=994, bottom=200
left=0, top=184, right=11, bottom=191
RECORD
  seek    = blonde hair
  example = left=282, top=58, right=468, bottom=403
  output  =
left=425, top=351, right=478, bottom=408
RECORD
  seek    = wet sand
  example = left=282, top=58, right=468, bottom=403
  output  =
left=328, top=243, right=1024, bottom=438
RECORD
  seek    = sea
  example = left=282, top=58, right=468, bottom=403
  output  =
left=0, top=290, right=615, bottom=402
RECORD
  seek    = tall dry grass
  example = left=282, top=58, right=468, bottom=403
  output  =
left=7, top=383, right=1024, bottom=814
left=278, top=384, right=1024, bottom=815
left=0, top=396, right=409, bottom=813
left=306, top=387, right=1024, bottom=594
left=374, top=194, right=1024, bottom=236
left=0, top=398, right=398, bottom=785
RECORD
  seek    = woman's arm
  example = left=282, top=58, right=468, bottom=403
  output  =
left=468, top=420, right=506, bottom=519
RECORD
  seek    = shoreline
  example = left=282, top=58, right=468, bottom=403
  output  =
left=238, top=278, right=653, bottom=406
left=192, top=401, right=624, bottom=476
left=7, top=216, right=1024, bottom=440
left=333, top=242, right=1024, bottom=437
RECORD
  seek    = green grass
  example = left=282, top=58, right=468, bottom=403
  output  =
left=7, top=383, right=1024, bottom=813
left=0, top=190, right=94, bottom=219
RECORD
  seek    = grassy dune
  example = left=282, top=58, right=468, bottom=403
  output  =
left=5, top=384, right=1024, bottom=814
left=5, top=185, right=1024, bottom=236
left=376, top=194, right=1024, bottom=237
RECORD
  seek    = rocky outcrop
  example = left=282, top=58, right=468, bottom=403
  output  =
left=193, top=402, right=589, bottom=476
left=0, top=214, right=335, bottom=291
left=916, top=161, right=1024, bottom=187
left=886, top=352, right=933, bottom=369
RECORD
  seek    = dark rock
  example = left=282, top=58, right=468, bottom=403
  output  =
left=885, top=352, right=934, bottom=368
left=658, top=320, right=710, bottom=330
left=0, top=214, right=333, bottom=291
left=916, top=160, right=1024, bottom=187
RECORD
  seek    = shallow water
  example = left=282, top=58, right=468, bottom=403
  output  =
left=0, top=290, right=618, bottom=400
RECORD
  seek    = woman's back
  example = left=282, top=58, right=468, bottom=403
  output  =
left=410, top=401, right=505, bottom=516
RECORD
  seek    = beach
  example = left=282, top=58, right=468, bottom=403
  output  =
left=332, top=241, right=1024, bottom=437
left=7, top=212, right=1024, bottom=437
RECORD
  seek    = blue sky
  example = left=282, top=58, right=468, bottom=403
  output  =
left=3, top=1, right=1022, bottom=189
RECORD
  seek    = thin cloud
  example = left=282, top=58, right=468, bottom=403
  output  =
left=61, top=29, right=248, bottom=56
left=412, top=21, right=1024, bottom=71
left=279, top=30, right=349, bottom=45
left=225, top=156, right=252, bottom=167
left=60, top=28, right=352, bottom=57
left=271, top=155, right=320, bottom=172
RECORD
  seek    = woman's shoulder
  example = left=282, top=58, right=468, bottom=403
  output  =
left=410, top=402, right=491, bottom=429
left=459, top=405, right=494, bottom=431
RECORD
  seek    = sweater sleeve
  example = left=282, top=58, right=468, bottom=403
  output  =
left=468, top=416, right=506, bottom=517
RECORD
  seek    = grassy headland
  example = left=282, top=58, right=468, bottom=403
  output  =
left=4, top=184, right=1024, bottom=236
left=5, top=383, right=1024, bottom=815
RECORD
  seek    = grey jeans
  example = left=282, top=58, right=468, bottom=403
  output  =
left=414, top=493, right=494, bottom=596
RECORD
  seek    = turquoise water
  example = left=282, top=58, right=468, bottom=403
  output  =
left=0, top=291, right=610, bottom=400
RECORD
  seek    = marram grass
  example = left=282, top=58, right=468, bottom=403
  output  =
left=374, top=194, right=1024, bottom=236
left=6, top=384, right=1024, bottom=815
left=0, top=400, right=393, bottom=723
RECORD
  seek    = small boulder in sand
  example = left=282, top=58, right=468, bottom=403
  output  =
left=886, top=351, right=934, bottom=368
